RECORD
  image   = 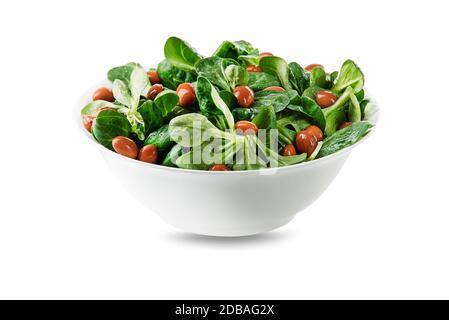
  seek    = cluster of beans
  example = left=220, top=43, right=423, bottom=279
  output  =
left=83, top=53, right=352, bottom=170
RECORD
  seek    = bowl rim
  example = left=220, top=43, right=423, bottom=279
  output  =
left=75, top=79, right=379, bottom=175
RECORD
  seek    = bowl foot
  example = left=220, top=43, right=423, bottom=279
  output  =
left=160, top=214, right=296, bottom=237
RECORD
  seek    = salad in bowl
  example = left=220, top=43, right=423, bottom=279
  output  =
left=78, top=37, right=377, bottom=236
left=81, top=37, right=374, bottom=171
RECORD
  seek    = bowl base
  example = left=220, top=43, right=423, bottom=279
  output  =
left=160, top=214, right=296, bottom=237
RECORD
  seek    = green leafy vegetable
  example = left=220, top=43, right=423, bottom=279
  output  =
left=111, top=65, right=149, bottom=140
left=213, top=40, right=257, bottom=62
left=156, top=59, right=196, bottom=90
left=107, top=62, right=142, bottom=84
left=164, top=36, right=202, bottom=72
left=144, top=124, right=174, bottom=159
left=81, top=100, right=117, bottom=116
left=259, top=56, right=292, bottom=89
left=92, top=110, right=131, bottom=150
left=247, top=72, right=281, bottom=91
left=196, top=77, right=235, bottom=130
left=252, top=90, right=290, bottom=112
left=332, top=59, right=364, bottom=94
left=317, top=122, right=373, bottom=158
left=232, top=108, right=254, bottom=122
left=224, top=64, right=249, bottom=90
left=309, top=66, right=328, bottom=88
left=138, top=100, right=163, bottom=134
left=195, top=57, right=245, bottom=91
left=288, top=62, right=309, bottom=95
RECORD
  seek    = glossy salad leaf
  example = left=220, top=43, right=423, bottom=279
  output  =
left=317, top=122, right=373, bottom=158
left=154, top=90, right=179, bottom=118
left=195, top=57, right=246, bottom=91
left=138, top=100, right=163, bottom=134
left=161, top=144, right=184, bottom=167
left=332, top=59, right=364, bottom=94
left=143, top=124, right=174, bottom=159
left=276, top=110, right=311, bottom=146
left=301, top=86, right=324, bottom=100
left=213, top=40, right=257, bottom=61
left=285, top=89, right=301, bottom=105
left=247, top=72, right=281, bottom=91
left=252, top=90, right=290, bottom=112
left=309, top=66, right=328, bottom=88
left=156, top=59, right=196, bottom=90
left=81, top=100, right=117, bottom=116
left=107, top=62, right=142, bottom=84
left=111, top=66, right=149, bottom=140
left=252, top=105, right=276, bottom=130
left=348, top=91, right=362, bottom=122
left=259, top=56, right=292, bottom=90
left=323, top=86, right=361, bottom=136
left=164, top=36, right=202, bottom=72
left=92, top=110, right=131, bottom=150
left=232, top=108, right=254, bottom=122
left=169, top=113, right=233, bottom=148
left=288, top=62, right=309, bottom=95
left=287, top=96, right=326, bottom=131
left=224, top=64, right=249, bottom=90
left=196, top=77, right=235, bottom=130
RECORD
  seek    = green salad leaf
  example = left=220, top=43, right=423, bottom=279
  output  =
left=164, top=37, right=202, bottom=72
left=317, top=122, right=373, bottom=158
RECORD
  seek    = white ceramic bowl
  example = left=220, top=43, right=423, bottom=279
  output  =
left=77, top=81, right=378, bottom=237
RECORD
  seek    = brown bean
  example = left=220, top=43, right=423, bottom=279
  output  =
left=339, top=122, right=353, bottom=130
left=92, top=87, right=114, bottom=102
left=147, top=70, right=160, bottom=84
left=147, top=84, right=164, bottom=100
left=315, top=90, right=337, bottom=108
left=138, top=144, right=158, bottom=164
left=304, top=64, right=324, bottom=72
left=305, top=125, right=324, bottom=142
left=234, top=86, right=255, bottom=108
left=176, top=83, right=196, bottom=107
left=263, top=86, right=285, bottom=92
left=282, top=144, right=297, bottom=156
left=82, top=115, right=95, bottom=132
left=112, top=136, right=138, bottom=159
left=209, top=164, right=231, bottom=171
left=246, top=65, right=262, bottom=72
left=235, top=121, right=258, bottom=135
left=295, top=131, right=318, bottom=157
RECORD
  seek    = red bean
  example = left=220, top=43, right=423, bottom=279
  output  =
left=259, top=52, right=273, bottom=58
left=305, top=125, right=324, bottom=142
left=112, top=136, right=138, bottom=159
left=295, top=131, right=318, bottom=157
left=339, top=122, right=353, bottom=130
left=138, top=144, right=158, bottom=164
left=235, top=121, right=258, bottom=135
left=82, top=115, right=95, bottom=132
left=282, top=144, right=297, bottom=156
left=234, top=86, right=254, bottom=108
left=246, top=65, right=262, bottom=72
left=176, top=83, right=196, bottom=107
left=147, top=84, right=164, bottom=100
left=209, top=164, right=231, bottom=171
left=92, top=87, right=114, bottom=102
left=147, top=70, right=160, bottom=84
left=304, top=64, right=324, bottom=72
left=263, top=86, right=285, bottom=92
left=315, top=90, right=337, bottom=108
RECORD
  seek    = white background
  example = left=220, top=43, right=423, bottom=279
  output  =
left=0, top=0, right=448, bottom=299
